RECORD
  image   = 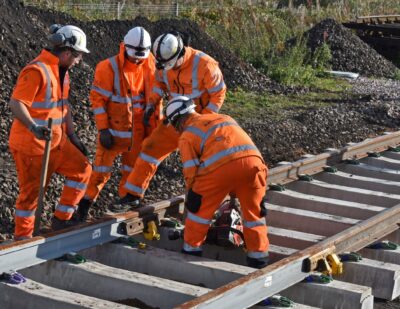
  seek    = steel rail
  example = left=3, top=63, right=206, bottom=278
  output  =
left=268, top=131, right=400, bottom=185
left=0, top=196, right=183, bottom=273
left=2, top=131, right=400, bottom=306
left=177, top=204, right=400, bottom=308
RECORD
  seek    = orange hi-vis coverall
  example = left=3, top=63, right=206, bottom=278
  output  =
left=124, top=47, right=226, bottom=197
left=179, top=113, right=269, bottom=258
left=85, top=43, right=156, bottom=200
left=9, top=49, right=92, bottom=238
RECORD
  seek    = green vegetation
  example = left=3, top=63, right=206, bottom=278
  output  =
left=222, top=77, right=351, bottom=120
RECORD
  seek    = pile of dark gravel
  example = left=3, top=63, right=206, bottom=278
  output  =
left=305, top=18, right=398, bottom=78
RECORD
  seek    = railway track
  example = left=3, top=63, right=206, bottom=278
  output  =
left=1, top=131, right=400, bottom=308
left=343, top=15, right=400, bottom=64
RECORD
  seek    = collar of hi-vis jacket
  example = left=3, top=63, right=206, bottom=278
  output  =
left=35, top=49, right=60, bottom=66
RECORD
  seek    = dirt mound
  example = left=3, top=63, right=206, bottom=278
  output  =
left=305, top=18, right=397, bottom=78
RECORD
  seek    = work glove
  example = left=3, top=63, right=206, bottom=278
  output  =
left=29, top=123, right=51, bottom=141
left=99, top=129, right=114, bottom=149
left=68, top=133, right=89, bottom=156
left=143, top=103, right=155, bottom=127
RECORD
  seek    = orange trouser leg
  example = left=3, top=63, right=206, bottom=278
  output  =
left=184, top=157, right=269, bottom=256
left=53, top=140, right=92, bottom=220
left=84, top=143, right=120, bottom=202
left=124, top=123, right=179, bottom=197
left=12, top=150, right=43, bottom=239
left=234, top=157, right=269, bottom=255
left=118, top=144, right=141, bottom=198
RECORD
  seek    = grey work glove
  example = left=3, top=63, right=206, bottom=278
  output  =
left=143, top=104, right=155, bottom=127
left=99, top=129, right=114, bottom=149
left=68, top=133, right=89, bottom=156
left=29, top=123, right=51, bottom=141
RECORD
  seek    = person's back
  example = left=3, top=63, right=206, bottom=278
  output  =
left=179, top=113, right=262, bottom=180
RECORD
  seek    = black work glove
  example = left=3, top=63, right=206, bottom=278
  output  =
left=68, top=133, right=89, bottom=156
left=143, top=104, right=155, bottom=127
left=185, top=188, right=202, bottom=213
left=99, top=129, right=114, bottom=149
left=29, top=123, right=51, bottom=141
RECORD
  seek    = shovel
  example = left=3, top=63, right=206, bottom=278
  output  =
left=33, top=118, right=53, bottom=236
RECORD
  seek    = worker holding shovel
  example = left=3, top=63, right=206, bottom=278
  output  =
left=8, top=24, right=92, bottom=241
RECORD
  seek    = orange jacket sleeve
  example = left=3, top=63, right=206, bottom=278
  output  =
left=11, top=68, right=43, bottom=107
left=201, top=61, right=226, bottom=114
left=90, top=61, right=113, bottom=130
left=179, top=137, right=200, bottom=190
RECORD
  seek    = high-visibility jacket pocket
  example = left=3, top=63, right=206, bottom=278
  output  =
left=186, top=189, right=202, bottom=213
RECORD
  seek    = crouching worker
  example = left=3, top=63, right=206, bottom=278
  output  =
left=9, top=24, right=92, bottom=240
left=164, top=96, right=269, bottom=268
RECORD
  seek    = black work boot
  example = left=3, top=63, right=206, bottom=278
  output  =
left=109, top=193, right=141, bottom=213
left=51, top=217, right=79, bottom=231
left=75, top=198, right=92, bottom=222
left=246, top=255, right=269, bottom=269
left=181, top=249, right=203, bottom=257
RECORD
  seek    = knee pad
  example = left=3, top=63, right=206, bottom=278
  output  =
left=260, top=196, right=267, bottom=217
left=185, top=189, right=202, bottom=213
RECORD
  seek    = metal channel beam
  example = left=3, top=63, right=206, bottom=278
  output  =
left=0, top=197, right=183, bottom=273
left=177, top=204, right=400, bottom=308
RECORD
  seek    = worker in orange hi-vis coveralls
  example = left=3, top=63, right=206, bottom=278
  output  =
left=163, top=96, right=269, bottom=269
left=76, top=26, right=158, bottom=219
left=113, top=31, right=227, bottom=212
left=8, top=24, right=92, bottom=240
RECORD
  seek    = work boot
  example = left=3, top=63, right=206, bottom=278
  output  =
left=109, top=193, right=141, bottom=213
left=51, top=217, right=79, bottom=231
left=246, top=255, right=269, bottom=269
left=75, top=198, right=92, bottom=222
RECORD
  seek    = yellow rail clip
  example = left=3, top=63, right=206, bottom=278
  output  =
left=303, top=248, right=343, bottom=276
left=143, top=221, right=161, bottom=241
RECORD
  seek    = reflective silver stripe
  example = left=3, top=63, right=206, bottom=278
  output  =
left=93, top=165, right=113, bottom=173
left=187, top=212, right=212, bottom=225
left=183, top=158, right=200, bottom=168
left=205, top=102, right=219, bottom=113
left=208, top=80, right=225, bottom=93
left=183, top=241, right=202, bottom=252
left=55, top=204, right=75, bottom=213
left=185, top=126, right=206, bottom=139
left=15, top=209, right=36, bottom=218
left=170, top=90, right=204, bottom=100
left=192, top=52, right=204, bottom=91
left=91, top=85, right=113, bottom=98
left=65, top=180, right=87, bottom=191
left=109, top=129, right=132, bottom=138
left=200, top=121, right=238, bottom=153
left=32, top=117, right=65, bottom=126
left=155, top=71, right=163, bottom=82
left=132, top=103, right=143, bottom=109
left=139, top=152, right=160, bottom=165
left=34, top=61, right=52, bottom=102
left=162, top=70, right=170, bottom=93
left=131, top=94, right=144, bottom=101
left=109, top=56, right=121, bottom=97
left=31, top=100, right=64, bottom=109
left=93, top=107, right=106, bottom=115
left=247, top=251, right=269, bottom=259
left=200, top=145, right=259, bottom=169
left=243, top=218, right=266, bottom=228
left=153, top=87, right=164, bottom=96
left=121, top=165, right=133, bottom=172
left=125, top=181, right=145, bottom=194
left=111, top=95, right=131, bottom=104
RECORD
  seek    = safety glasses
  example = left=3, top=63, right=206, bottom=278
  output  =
left=125, top=45, right=150, bottom=58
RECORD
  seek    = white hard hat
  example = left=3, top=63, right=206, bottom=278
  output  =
left=152, top=33, right=184, bottom=71
left=164, top=96, right=196, bottom=126
left=124, top=26, right=151, bottom=59
left=49, top=24, right=89, bottom=53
